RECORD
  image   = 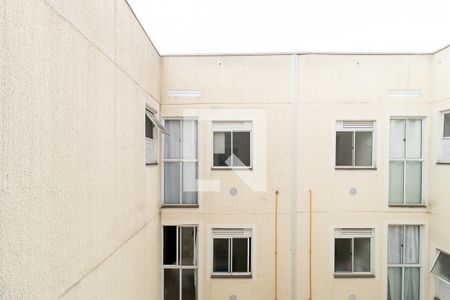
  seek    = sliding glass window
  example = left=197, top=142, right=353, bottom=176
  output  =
left=163, top=119, right=198, bottom=205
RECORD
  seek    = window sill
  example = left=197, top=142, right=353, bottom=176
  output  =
left=335, top=167, right=377, bottom=170
left=161, top=204, right=199, bottom=209
left=211, top=274, right=252, bottom=279
left=388, top=204, right=427, bottom=208
left=211, top=167, right=253, bottom=171
left=334, top=273, right=375, bottom=278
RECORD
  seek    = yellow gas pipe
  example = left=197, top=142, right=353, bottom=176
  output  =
left=309, top=190, right=313, bottom=300
left=275, top=191, right=279, bottom=300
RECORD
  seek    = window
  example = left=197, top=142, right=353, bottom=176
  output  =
left=387, top=225, right=421, bottom=300
left=432, top=250, right=450, bottom=283
left=389, top=118, right=424, bottom=206
left=335, top=121, right=375, bottom=168
left=334, top=228, right=374, bottom=276
left=145, top=108, right=167, bottom=165
left=440, top=111, right=450, bottom=162
left=212, top=121, right=252, bottom=168
left=212, top=228, right=252, bottom=277
left=163, top=119, right=198, bottom=205
left=163, top=226, right=197, bottom=300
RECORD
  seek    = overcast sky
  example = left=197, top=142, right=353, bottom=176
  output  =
left=127, top=0, right=450, bottom=55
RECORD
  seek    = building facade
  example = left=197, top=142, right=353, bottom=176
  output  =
left=1, top=1, right=449, bottom=300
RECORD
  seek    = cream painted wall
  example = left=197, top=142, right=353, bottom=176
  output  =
left=2, top=1, right=449, bottom=299
left=161, top=56, right=294, bottom=300
left=429, top=46, right=450, bottom=298
left=160, top=53, right=447, bottom=300
left=1, top=0, right=161, bottom=299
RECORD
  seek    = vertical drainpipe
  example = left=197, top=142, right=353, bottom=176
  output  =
left=290, top=54, right=299, bottom=300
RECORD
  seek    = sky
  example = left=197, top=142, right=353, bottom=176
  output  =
left=127, top=0, right=450, bottom=55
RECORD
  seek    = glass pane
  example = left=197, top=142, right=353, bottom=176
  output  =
left=405, top=162, right=422, bottom=204
left=389, top=161, right=405, bottom=205
left=355, top=131, right=373, bottom=166
left=145, top=115, right=154, bottom=139
left=232, top=238, right=248, bottom=273
left=164, top=120, right=181, bottom=159
left=213, top=239, right=229, bottom=272
left=164, top=269, right=179, bottom=300
left=390, top=119, right=406, bottom=158
left=182, top=120, right=198, bottom=159
left=180, top=227, right=195, bottom=266
left=388, top=226, right=403, bottom=264
left=249, top=238, right=252, bottom=272
left=404, top=267, right=420, bottom=300
left=163, top=226, right=177, bottom=265
left=336, top=132, right=353, bottom=166
left=213, top=132, right=231, bottom=166
left=354, top=238, right=371, bottom=272
left=335, top=238, right=352, bottom=272
left=182, top=269, right=196, bottom=300
left=432, top=251, right=450, bottom=282
left=406, top=119, right=422, bottom=158
left=404, top=225, right=420, bottom=264
left=444, top=113, right=450, bottom=137
left=164, top=162, right=181, bottom=204
left=182, top=162, right=198, bottom=204
left=387, top=267, right=402, bottom=300
left=233, top=132, right=251, bottom=167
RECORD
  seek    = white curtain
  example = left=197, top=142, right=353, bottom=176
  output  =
left=388, top=267, right=402, bottom=300
left=442, top=139, right=450, bottom=162
left=388, top=226, right=403, bottom=264
left=165, top=120, right=181, bottom=159
left=182, top=120, right=198, bottom=159
left=405, top=162, right=422, bottom=204
left=406, top=119, right=422, bottom=158
left=404, top=267, right=420, bottom=300
left=164, top=162, right=181, bottom=204
left=182, top=162, right=198, bottom=204
left=389, top=162, right=405, bottom=204
left=390, top=119, right=406, bottom=158
left=404, top=225, right=420, bottom=264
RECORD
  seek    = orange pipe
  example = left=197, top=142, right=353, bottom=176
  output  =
left=309, top=190, right=313, bottom=300
left=275, top=191, right=279, bottom=300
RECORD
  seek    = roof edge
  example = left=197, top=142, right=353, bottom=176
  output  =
left=124, top=0, right=161, bottom=57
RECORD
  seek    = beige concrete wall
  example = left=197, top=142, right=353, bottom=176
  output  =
left=161, top=56, right=293, bottom=300
left=429, top=46, right=450, bottom=298
left=0, top=0, right=161, bottom=299
left=297, top=54, right=432, bottom=300
left=161, top=54, right=439, bottom=300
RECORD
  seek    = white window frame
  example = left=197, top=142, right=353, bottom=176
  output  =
left=145, top=108, right=157, bottom=165
left=335, top=120, right=376, bottom=169
left=333, top=228, right=375, bottom=277
left=211, top=228, right=252, bottom=277
left=389, top=117, right=425, bottom=206
left=387, top=224, right=423, bottom=300
left=431, top=249, right=450, bottom=283
left=162, top=117, right=199, bottom=206
left=211, top=121, right=253, bottom=170
left=439, top=110, right=450, bottom=163
left=162, top=225, right=198, bottom=300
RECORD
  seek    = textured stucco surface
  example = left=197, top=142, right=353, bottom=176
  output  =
left=0, top=0, right=161, bottom=299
